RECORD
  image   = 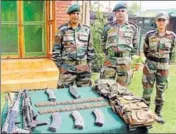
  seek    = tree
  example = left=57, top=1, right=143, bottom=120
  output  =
left=90, top=10, right=108, bottom=72
left=128, top=2, right=140, bottom=15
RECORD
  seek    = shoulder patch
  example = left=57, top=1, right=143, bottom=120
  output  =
left=128, top=21, right=138, bottom=29
left=58, top=23, right=68, bottom=31
left=146, top=30, right=156, bottom=37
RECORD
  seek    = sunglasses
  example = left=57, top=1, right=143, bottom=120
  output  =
left=157, top=19, right=166, bottom=22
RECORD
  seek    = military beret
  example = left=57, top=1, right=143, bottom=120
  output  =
left=113, top=2, right=128, bottom=12
left=67, top=4, right=80, bottom=14
left=155, top=11, right=169, bottom=20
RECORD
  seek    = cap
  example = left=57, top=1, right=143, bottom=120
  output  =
left=67, top=4, right=80, bottom=14
left=113, top=2, right=128, bottom=12
left=155, top=11, right=169, bottom=20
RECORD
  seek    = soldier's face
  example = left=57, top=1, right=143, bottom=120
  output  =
left=155, top=18, right=169, bottom=29
left=69, top=11, right=80, bottom=24
left=115, top=9, right=127, bottom=21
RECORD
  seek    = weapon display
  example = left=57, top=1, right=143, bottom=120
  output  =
left=2, top=91, right=30, bottom=133
left=22, top=89, right=48, bottom=131
left=39, top=102, right=109, bottom=115
left=35, top=97, right=104, bottom=107
left=48, top=112, right=62, bottom=132
left=92, top=108, right=105, bottom=127
left=70, top=111, right=84, bottom=129
left=69, top=86, right=81, bottom=99
left=45, top=89, right=56, bottom=102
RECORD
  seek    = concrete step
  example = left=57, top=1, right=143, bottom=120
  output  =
left=1, top=58, right=59, bottom=92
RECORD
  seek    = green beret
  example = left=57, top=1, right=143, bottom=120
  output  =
left=67, top=4, right=80, bottom=14
left=113, top=2, right=128, bottom=12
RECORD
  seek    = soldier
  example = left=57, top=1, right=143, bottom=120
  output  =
left=52, top=4, right=94, bottom=88
left=100, top=2, right=138, bottom=87
left=142, top=11, right=176, bottom=124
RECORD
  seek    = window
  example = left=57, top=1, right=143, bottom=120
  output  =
left=1, top=1, right=18, bottom=55
left=1, top=1, right=54, bottom=59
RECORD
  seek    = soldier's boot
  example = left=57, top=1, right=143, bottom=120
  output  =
left=155, top=105, right=165, bottom=124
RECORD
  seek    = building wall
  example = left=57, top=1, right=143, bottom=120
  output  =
left=55, top=1, right=72, bottom=28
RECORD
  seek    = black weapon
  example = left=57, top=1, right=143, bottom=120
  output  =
left=1, top=91, right=30, bottom=133
left=22, top=89, right=48, bottom=131
left=92, top=108, right=105, bottom=127
left=45, top=89, right=56, bottom=102
left=48, top=112, right=62, bottom=132
left=70, top=111, right=84, bottom=129
left=69, top=86, right=81, bottom=99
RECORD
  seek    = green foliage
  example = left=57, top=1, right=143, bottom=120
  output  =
left=132, top=55, right=145, bottom=64
left=128, top=2, right=140, bottom=15
left=90, top=10, right=108, bottom=72
left=131, top=55, right=145, bottom=69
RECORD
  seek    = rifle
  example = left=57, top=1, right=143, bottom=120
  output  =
left=1, top=91, right=30, bottom=133
left=22, top=89, right=48, bottom=131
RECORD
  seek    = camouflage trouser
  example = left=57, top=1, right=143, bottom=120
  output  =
left=142, top=59, right=169, bottom=106
left=57, top=60, right=92, bottom=88
left=100, top=56, right=133, bottom=87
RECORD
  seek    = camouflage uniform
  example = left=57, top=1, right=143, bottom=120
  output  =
left=100, top=20, right=138, bottom=87
left=52, top=22, right=94, bottom=88
left=142, top=12, right=176, bottom=124
left=142, top=30, right=176, bottom=106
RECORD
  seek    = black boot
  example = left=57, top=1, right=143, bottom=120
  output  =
left=155, top=105, right=165, bottom=124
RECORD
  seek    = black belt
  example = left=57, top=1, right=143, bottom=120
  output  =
left=111, top=52, right=131, bottom=57
left=147, top=56, right=169, bottom=63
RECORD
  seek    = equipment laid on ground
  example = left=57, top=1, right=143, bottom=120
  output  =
left=92, top=108, right=105, bottom=127
left=48, top=112, right=62, bottom=132
left=38, top=102, right=109, bottom=115
left=22, top=89, right=48, bottom=131
left=94, top=79, right=159, bottom=131
left=45, top=89, right=56, bottom=102
left=69, top=86, right=81, bottom=99
left=35, top=97, right=104, bottom=107
left=2, top=91, right=30, bottom=133
left=70, top=111, right=84, bottom=129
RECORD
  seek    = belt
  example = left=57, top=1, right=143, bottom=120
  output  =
left=147, top=56, right=169, bottom=63
left=114, top=52, right=131, bottom=57
left=62, top=60, right=87, bottom=65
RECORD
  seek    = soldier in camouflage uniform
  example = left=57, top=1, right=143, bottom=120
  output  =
left=100, top=2, right=138, bottom=87
left=142, top=11, right=176, bottom=124
left=52, top=4, right=95, bottom=88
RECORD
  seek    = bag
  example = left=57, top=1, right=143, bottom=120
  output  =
left=94, top=79, right=158, bottom=131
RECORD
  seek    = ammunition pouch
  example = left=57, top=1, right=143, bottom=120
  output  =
left=94, top=79, right=157, bottom=130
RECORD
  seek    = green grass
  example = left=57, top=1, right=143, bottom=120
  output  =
left=129, top=65, right=176, bottom=133
left=92, top=65, right=176, bottom=133
left=1, top=65, right=176, bottom=133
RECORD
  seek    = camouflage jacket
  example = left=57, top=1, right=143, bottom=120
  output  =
left=143, top=29, right=176, bottom=60
left=101, top=21, right=138, bottom=55
left=52, top=22, right=95, bottom=68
